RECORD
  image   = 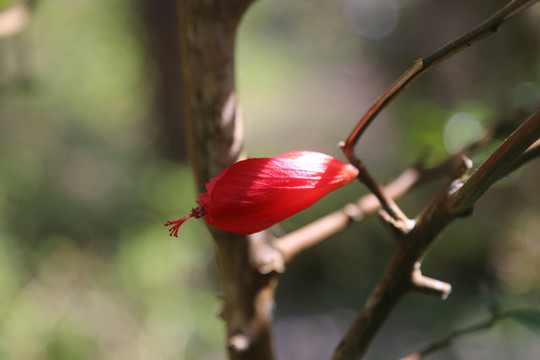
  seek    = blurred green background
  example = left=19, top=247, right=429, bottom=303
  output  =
left=0, top=0, right=539, bottom=359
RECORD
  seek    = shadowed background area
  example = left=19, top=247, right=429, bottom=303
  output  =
left=0, top=0, right=539, bottom=359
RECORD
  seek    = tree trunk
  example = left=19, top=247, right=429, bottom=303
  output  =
left=178, top=1, right=277, bottom=359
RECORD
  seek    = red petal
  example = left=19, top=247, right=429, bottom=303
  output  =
left=204, top=151, right=358, bottom=234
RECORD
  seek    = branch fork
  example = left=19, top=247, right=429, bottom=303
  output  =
left=181, top=1, right=540, bottom=359
left=333, top=1, right=539, bottom=358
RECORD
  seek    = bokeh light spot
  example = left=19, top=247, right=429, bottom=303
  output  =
left=443, top=112, right=483, bottom=154
left=343, top=0, right=399, bottom=38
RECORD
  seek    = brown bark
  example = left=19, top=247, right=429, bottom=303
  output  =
left=334, top=2, right=539, bottom=358
left=178, top=1, right=277, bottom=359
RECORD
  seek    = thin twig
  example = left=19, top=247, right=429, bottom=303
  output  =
left=505, top=139, right=540, bottom=175
left=450, top=108, right=540, bottom=213
left=274, top=109, right=530, bottom=264
left=342, top=0, right=539, bottom=151
left=401, top=316, right=498, bottom=360
left=333, top=3, right=538, bottom=358
left=349, top=158, right=413, bottom=231
left=411, top=263, right=452, bottom=300
left=333, top=108, right=540, bottom=360
left=340, top=0, right=539, bottom=231
left=403, top=308, right=540, bottom=359
left=274, top=168, right=421, bottom=263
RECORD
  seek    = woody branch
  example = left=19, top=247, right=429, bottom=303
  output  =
left=274, top=110, right=540, bottom=265
left=403, top=308, right=540, bottom=359
left=179, top=1, right=540, bottom=359
left=332, top=1, right=539, bottom=359
left=334, top=107, right=539, bottom=360
left=340, top=0, right=538, bottom=231
left=179, top=1, right=278, bottom=359
left=276, top=0, right=539, bottom=267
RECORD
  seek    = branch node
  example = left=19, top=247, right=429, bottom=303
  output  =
left=447, top=178, right=465, bottom=196
left=457, top=155, right=473, bottom=177
left=344, top=203, right=365, bottom=222
left=249, top=232, right=286, bottom=274
left=378, top=210, right=415, bottom=237
left=448, top=156, right=473, bottom=196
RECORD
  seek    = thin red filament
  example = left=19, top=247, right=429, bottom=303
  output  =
left=164, top=207, right=208, bottom=237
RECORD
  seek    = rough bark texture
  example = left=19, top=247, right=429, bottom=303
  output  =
left=178, top=1, right=276, bottom=359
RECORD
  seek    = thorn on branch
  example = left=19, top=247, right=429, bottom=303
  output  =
left=333, top=1, right=540, bottom=358
left=447, top=155, right=473, bottom=197
left=449, top=107, right=540, bottom=213
left=454, top=155, right=473, bottom=179
left=411, top=263, right=452, bottom=300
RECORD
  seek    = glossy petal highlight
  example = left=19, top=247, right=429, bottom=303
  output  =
left=165, top=151, right=358, bottom=236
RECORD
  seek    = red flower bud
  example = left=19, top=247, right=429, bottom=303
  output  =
left=165, top=151, right=358, bottom=236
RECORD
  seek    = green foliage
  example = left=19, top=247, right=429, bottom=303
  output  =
left=0, top=0, right=18, bottom=12
left=0, top=0, right=222, bottom=359
left=401, top=100, right=450, bottom=164
left=505, top=310, right=540, bottom=337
